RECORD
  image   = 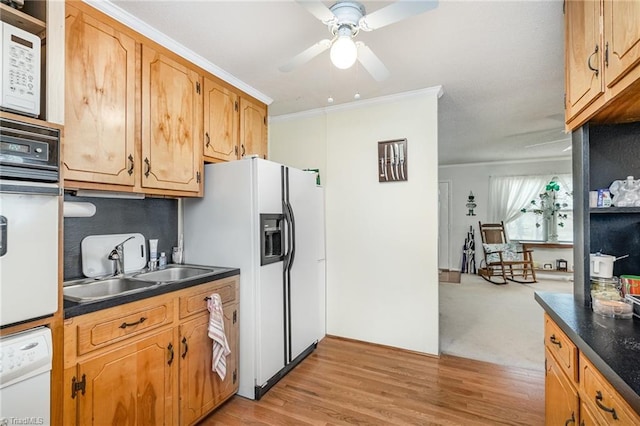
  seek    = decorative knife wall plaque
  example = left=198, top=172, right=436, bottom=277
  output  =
left=378, top=139, right=407, bottom=182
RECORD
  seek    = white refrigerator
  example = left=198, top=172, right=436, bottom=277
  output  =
left=183, top=158, right=325, bottom=400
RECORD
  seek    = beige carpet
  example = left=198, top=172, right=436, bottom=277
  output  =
left=439, top=273, right=572, bottom=371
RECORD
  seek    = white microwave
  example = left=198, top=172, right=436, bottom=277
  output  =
left=0, top=21, right=41, bottom=117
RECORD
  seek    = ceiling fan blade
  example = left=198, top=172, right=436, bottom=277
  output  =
left=279, top=39, right=332, bottom=72
left=525, top=138, right=571, bottom=148
left=356, top=42, right=390, bottom=82
left=296, top=0, right=337, bottom=25
left=360, top=0, right=438, bottom=31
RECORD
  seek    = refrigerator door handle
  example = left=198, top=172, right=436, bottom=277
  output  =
left=282, top=201, right=293, bottom=271
left=286, top=201, right=296, bottom=268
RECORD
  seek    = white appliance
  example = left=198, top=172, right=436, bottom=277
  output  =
left=184, top=158, right=325, bottom=400
left=0, top=326, right=53, bottom=424
left=0, top=117, right=60, bottom=326
left=1, top=21, right=41, bottom=117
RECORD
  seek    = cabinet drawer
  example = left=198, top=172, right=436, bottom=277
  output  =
left=179, top=277, right=238, bottom=319
left=77, top=300, right=174, bottom=355
left=580, top=354, right=640, bottom=425
left=544, top=314, right=578, bottom=382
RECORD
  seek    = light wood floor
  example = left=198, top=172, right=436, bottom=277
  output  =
left=201, top=336, right=544, bottom=425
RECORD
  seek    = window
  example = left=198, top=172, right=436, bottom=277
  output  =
left=489, top=174, right=573, bottom=242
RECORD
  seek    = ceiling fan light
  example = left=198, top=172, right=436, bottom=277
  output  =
left=330, top=36, right=357, bottom=69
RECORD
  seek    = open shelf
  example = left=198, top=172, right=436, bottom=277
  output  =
left=0, top=3, right=46, bottom=36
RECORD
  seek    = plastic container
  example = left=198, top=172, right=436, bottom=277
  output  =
left=158, top=252, right=167, bottom=269
left=149, top=239, right=158, bottom=261
left=590, top=276, right=633, bottom=319
left=620, top=275, right=640, bottom=296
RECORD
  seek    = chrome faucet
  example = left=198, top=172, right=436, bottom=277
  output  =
left=108, top=236, right=135, bottom=276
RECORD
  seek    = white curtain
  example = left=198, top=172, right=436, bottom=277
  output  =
left=488, top=173, right=572, bottom=224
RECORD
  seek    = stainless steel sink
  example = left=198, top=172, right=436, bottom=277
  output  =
left=132, top=265, right=218, bottom=284
left=64, top=278, right=157, bottom=303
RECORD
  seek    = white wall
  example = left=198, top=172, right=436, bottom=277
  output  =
left=270, top=88, right=442, bottom=355
left=438, top=158, right=572, bottom=271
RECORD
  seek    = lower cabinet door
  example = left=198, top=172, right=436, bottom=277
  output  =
left=545, top=349, right=579, bottom=425
left=179, top=304, right=238, bottom=425
left=77, top=329, right=176, bottom=425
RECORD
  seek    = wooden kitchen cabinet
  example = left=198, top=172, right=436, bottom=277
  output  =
left=240, top=96, right=268, bottom=159
left=141, top=45, right=203, bottom=193
left=602, top=0, right=640, bottom=94
left=545, top=348, right=579, bottom=426
left=179, top=303, right=238, bottom=425
left=64, top=3, right=136, bottom=186
left=564, top=0, right=603, bottom=123
left=75, top=329, right=176, bottom=425
left=203, top=77, right=239, bottom=162
left=580, top=353, right=640, bottom=424
left=203, top=78, right=269, bottom=163
left=543, top=313, right=640, bottom=425
left=565, top=0, right=640, bottom=130
left=63, top=2, right=203, bottom=196
left=63, top=275, right=239, bottom=426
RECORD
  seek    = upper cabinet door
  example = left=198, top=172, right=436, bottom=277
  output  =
left=141, top=46, right=202, bottom=192
left=565, top=0, right=604, bottom=121
left=203, top=78, right=239, bottom=162
left=603, top=0, right=640, bottom=89
left=64, top=4, right=136, bottom=186
left=239, top=97, right=267, bottom=160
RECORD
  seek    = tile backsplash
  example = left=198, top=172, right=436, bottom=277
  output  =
left=63, top=194, right=178, bottom=280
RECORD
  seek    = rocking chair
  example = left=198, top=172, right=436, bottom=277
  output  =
left=478, top=221, right=537, bottom=285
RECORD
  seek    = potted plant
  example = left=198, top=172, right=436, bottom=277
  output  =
left=520, top=177, right=569, bottom=242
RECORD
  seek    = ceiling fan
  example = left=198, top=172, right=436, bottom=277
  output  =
left=279, top=0, right=439, bottom=82
left=525, top=138, right=572, bottom=152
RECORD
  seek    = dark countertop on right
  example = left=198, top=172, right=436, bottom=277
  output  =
left=535, top=291, right=640, bottom=414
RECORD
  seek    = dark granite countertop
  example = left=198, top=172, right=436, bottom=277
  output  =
left=535, top=291, right=640, bottom=414
left=64, top=266, right=240, bottom=319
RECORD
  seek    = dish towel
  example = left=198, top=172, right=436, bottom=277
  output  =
left=207, top=293, right=231, bottom=380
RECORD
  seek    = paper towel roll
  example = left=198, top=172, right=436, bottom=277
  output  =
left=63, top=201, right=96, bottom=218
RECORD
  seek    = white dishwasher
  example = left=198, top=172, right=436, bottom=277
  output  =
left=0, top=327, right=52, bottom=425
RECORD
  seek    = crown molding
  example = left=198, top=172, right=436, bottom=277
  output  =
left=84, top=0, right=273, bottom=106
left=270, top=86, right=444, bottom=123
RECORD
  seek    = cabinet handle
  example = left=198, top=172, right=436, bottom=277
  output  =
left=587, top=45, right=599, bottom=77
left=549, top=334, right=562, bottom=348
left=595, top=390, right=618, bottom=420
left=181, top=336, right=189, bottom=358
left=605, top=42, right=609, bottom=67
left=564, top=412, right=575, bottom=426
left=204, top=296, right=211, bottom=301
left=205, top=132, right=210, bottom=148
left=144, top=157, right=151, bottom=178
left=119, top=316, right=146, bottom=329
left=241, top=144, right=245, bottom=156
left=235, top=145, right=238, bottom=156
left=167, top=343, right=174, bottom=366
left=127, top=154, right=134, bottom=176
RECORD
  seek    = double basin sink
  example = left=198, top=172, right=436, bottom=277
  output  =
left=64, top=264, right=220, bottom=303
